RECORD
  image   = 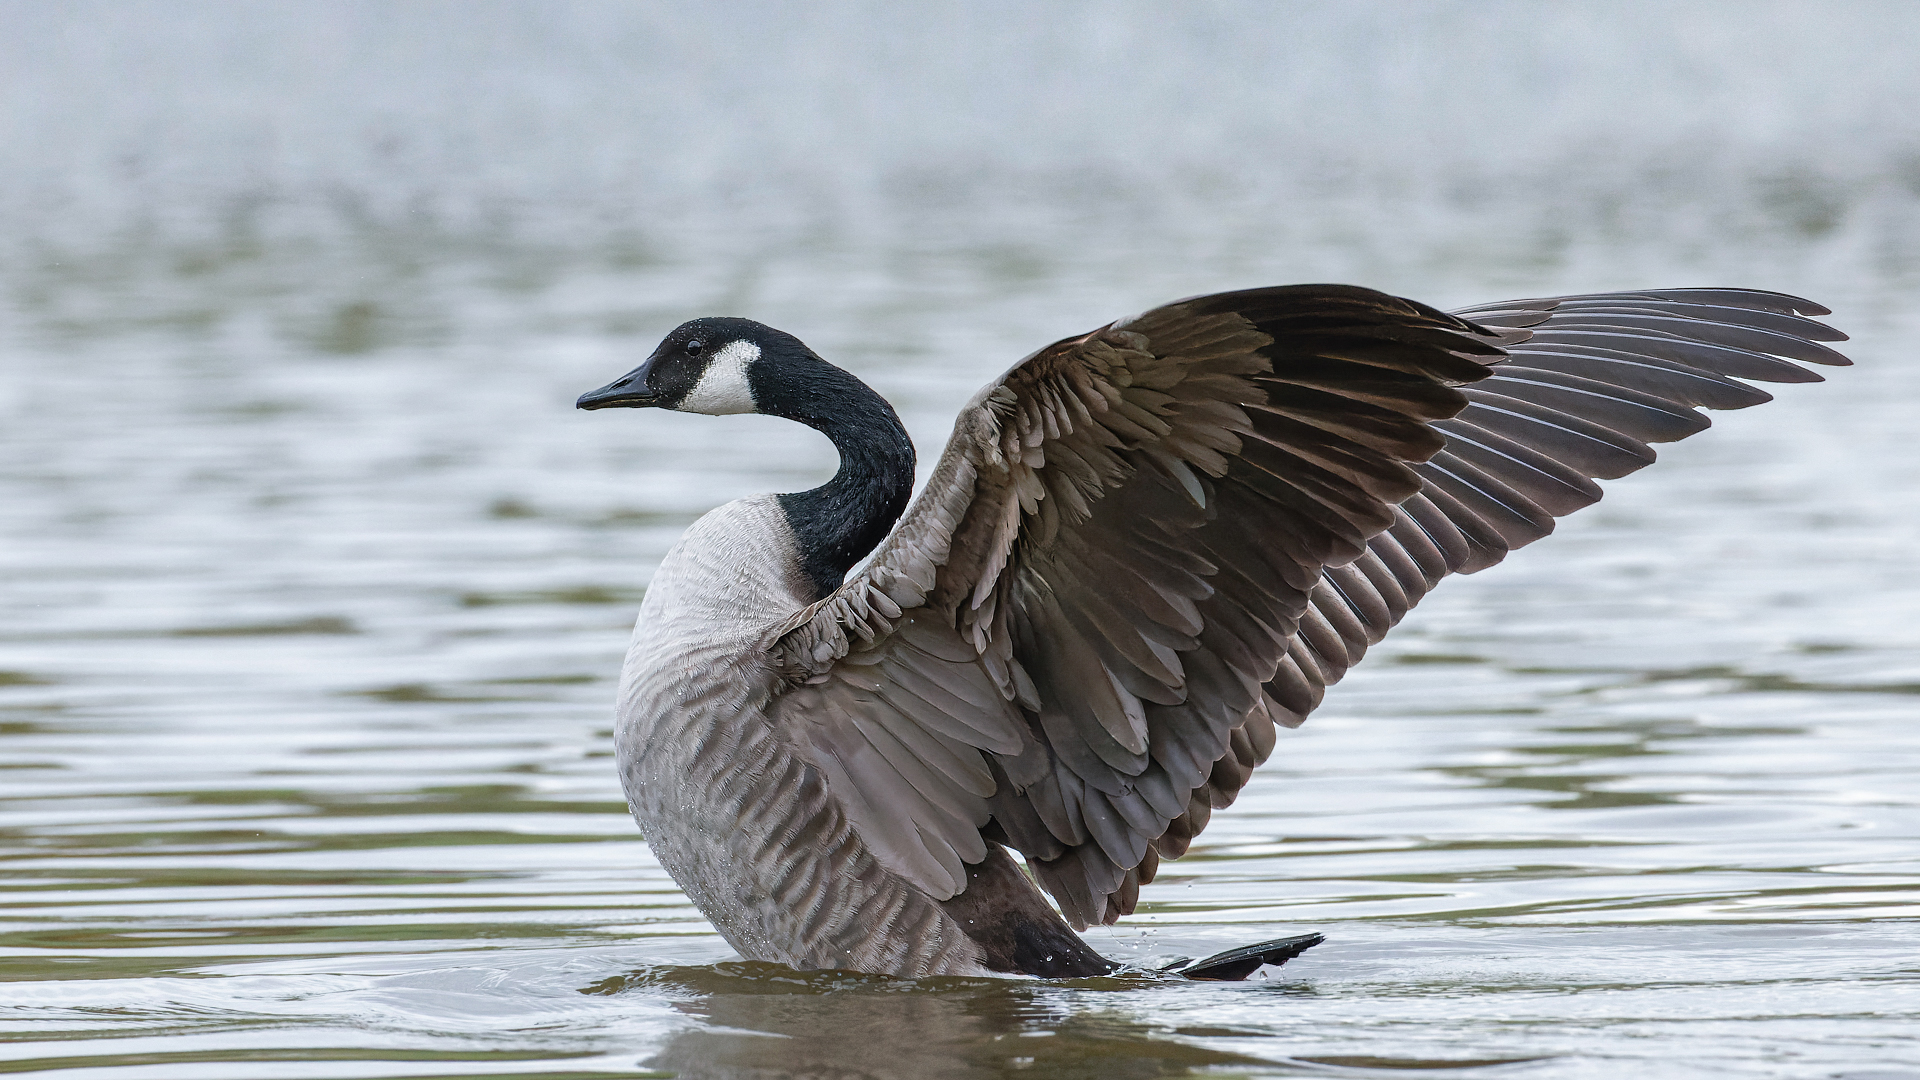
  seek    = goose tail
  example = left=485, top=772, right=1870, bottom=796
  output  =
left=1161, top=932, right=1324, bottom=981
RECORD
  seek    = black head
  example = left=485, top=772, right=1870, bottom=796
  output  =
left=576, top=317, right=808, bottom=415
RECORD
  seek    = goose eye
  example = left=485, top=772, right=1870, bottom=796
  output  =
left=685, top=339, right=705, bottom=356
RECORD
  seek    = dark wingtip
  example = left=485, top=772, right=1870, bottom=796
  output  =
left=1173, top=932, right=1325, bottom=981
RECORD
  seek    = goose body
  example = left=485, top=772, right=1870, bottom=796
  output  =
left=579, top=286, right=1849, bottom=979
left=615, top=494, right=1034, bottom=974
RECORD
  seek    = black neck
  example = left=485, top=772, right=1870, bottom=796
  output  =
left=765, top=362, right=916, bottom=601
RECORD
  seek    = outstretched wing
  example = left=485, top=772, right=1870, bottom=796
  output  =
left=1186, top=289, right=1852, bottom=884
left=765, top=284, right=1846, bottom=928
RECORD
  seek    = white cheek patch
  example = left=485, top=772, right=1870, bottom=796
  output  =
left=675, top=340, right=761, bottom=415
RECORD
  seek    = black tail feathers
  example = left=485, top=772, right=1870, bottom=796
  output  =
left=1161, top=932, right=1324, bottom=981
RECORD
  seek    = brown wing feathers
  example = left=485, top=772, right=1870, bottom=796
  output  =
left=772, top=284, right=1846, bottom=932
left=901, top=286, right=1509, bottom=925
left=1235, top=290, right=1850, bottom=833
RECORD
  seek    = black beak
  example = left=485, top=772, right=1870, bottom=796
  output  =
left=576, top=367, right=658, bottom=410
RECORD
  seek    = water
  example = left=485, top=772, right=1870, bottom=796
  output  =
left=3, top=3, right=1919, bottom=1077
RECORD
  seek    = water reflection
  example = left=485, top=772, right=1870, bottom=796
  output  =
left=593, top=966, right=1288, bottom=1080
left=582, top=965, right=1568, bottom=1079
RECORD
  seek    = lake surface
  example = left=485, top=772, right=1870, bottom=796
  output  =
left=3, top=4, right=1918, bottom=1077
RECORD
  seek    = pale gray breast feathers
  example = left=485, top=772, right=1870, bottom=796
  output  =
left=617, top=496, right=994, bottom=975
left=616, top=496, right=808, bottom=872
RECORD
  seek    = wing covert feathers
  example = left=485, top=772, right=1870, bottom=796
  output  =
left=767, top=284, right=1846, bottom=927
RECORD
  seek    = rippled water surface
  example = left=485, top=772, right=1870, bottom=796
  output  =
left=3, top=4, right=1919, bottom=1077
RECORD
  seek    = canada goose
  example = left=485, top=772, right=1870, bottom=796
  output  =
left=577, top=284, right=1848, bottom=980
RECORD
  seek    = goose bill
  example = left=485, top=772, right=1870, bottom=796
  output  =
left=576, top=369, right=659, bottom=410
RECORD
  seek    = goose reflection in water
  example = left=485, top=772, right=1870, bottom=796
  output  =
left=587, top=962, right=1544, bottom=1079
left=594, top=963, right=1290, bottom=1079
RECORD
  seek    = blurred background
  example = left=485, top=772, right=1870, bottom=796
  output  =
left=3, top=3, right=1917, bottom=1078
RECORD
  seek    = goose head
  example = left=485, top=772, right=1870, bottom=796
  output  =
left=576, top=316, right=916, bottom=599
left=576, top=317, right=812, bottom=416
